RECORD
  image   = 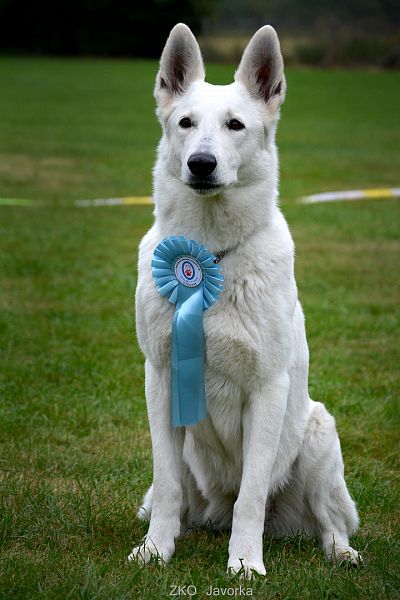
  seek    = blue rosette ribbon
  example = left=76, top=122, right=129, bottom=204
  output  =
left=152, top=236, right=224, bottom=427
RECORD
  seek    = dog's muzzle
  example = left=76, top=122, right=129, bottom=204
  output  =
left=187, top=152, right=221, bottom=193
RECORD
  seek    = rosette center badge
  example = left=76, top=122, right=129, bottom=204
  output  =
left=174, top=256, right=203, bottom=287
left=152, top=236, right=224, bottom=427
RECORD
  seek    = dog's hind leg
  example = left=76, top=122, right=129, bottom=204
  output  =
left=294, top=401, right=361, bottom=565
left=266, top=402, right=361, bottom=565
left=180, top=469, right=208, bottom=532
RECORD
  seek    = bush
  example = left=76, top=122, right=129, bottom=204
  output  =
left=295, top=42, right=328, bottom=66
left=294, top=34, right=400, bottom=67
left=340, top=36, right=399, bottom=66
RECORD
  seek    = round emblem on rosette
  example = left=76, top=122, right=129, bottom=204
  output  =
left=174, top=256, right=203, bottom=288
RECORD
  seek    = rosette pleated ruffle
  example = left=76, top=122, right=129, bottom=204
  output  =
left=151, top=236, right=224, bottom=309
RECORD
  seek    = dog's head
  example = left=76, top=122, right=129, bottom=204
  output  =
left=154, top=23, right=286, bottom=197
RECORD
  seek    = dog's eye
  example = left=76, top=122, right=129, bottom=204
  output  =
left=179, top=117, right=192, bottom=129
left=228, top=119, right=245, bottom=131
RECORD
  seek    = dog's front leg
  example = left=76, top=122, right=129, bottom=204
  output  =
left=228, top=374, right=289, bottom=577
left=128, top=360, right=184, bottom=564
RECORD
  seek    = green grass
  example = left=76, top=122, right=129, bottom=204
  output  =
left=0, top=58, right=399, bottom=203
left=0, top=58, right=399, bottom=599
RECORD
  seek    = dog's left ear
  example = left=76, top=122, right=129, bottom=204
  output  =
left=235, top=25, right=286, bottom=108
left=155, top=23, right=205, bottom=109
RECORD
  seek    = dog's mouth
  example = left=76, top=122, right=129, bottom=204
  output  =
left=188, top=181, right=223, bottom=195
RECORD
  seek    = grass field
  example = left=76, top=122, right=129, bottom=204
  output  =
left=0, top=58, right=399, bottom=599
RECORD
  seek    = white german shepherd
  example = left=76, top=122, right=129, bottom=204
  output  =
left=129, top=23, right=360, bottom=576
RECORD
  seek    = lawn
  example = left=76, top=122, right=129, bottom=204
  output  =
left=0, top=57, right=399, bottom=599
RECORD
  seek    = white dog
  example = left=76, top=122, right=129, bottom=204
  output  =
left=129, top=23, right=360, bottom=576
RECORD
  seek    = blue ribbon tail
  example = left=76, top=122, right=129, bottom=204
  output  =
left=171, top=285, right=207, bottom=427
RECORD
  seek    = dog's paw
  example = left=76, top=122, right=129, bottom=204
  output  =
left=327, top=546, right=363, bottom=568
left=128, top=538, right=173, bottom=565
left=227, top=557, right=266, bottom=579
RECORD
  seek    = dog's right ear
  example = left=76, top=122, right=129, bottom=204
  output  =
left=235, top=25, right=286, bottom=109
left=155, top=23, right=205, bottom=109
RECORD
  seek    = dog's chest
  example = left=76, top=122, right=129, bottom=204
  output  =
left=137, top=261, right=268, bottom=388
left=204, top=297, right=260, bottom=387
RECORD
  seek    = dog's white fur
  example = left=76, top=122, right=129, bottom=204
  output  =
left=129, top=24, right=360, bottom=576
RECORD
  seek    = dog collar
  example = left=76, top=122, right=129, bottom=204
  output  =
left=213, top=249, right=229, bottom=264
left=152, top=236, right=224, bottom=427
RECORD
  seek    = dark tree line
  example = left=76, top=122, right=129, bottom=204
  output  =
left=0, top=0, right=213, bottom=57
left=207, top=0, right=400, bottom=32
left=0, top=0, right=398, bottom=57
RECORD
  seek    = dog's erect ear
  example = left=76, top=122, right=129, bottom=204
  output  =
left=155, top=23, right=205, bottom=105
left=235, top=26, right=286, bottom=107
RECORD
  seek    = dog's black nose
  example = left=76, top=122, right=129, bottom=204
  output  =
left=187, top=153, right=217, bottom=177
